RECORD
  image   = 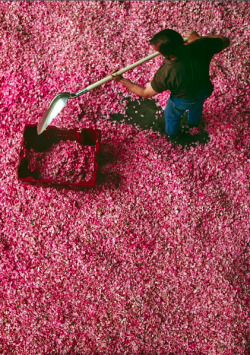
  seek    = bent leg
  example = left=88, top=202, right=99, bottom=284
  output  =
left=187, top=99, right=206, bottom=127
left=164, top=97, right=186, bottom=137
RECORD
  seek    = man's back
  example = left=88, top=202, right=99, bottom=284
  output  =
left=151, top=37, right=225, bottom=98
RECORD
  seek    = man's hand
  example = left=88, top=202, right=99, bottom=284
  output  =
left=184, top=32, right=229, bottom=49
left=184, top=31, right=200, bottom=44
left=111, top=69, right=123, bottom=82
left=110, top=68, right=158, bottom=98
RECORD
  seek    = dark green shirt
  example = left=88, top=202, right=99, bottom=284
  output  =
left=151, top=38, right=224, bottom=98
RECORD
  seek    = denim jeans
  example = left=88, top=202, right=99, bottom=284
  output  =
left=164, top=88, right=210, bottom=137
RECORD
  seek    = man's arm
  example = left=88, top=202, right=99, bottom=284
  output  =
left=204, top=35, right=230, bottom=50
left=111, top=72, right=158, bottom=99
left=185, top=31, right=230, bottom=50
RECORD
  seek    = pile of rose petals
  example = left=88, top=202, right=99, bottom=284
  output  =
left=27, top=142, right=95, bottom=183
left=0, top=1, right=249, bottom=354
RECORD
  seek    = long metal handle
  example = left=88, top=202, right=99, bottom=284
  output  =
left=75, top=51, right=160, bottom=97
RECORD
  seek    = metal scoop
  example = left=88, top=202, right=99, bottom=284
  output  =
left=37, top=51, right=160, bottom=135
left=37, top=92, right=75, bottom=134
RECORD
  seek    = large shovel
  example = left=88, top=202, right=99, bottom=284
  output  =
left=37, top=33, right=189, bottom=136
left=37, top=51, right=161, bottom=135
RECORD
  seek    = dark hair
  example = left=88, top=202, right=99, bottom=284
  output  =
left=149, top=29, right=184, bottom=57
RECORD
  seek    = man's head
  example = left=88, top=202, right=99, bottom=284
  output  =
left=150, top=29, right=184, bottom=59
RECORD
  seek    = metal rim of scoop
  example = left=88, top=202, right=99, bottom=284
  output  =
left=37, top=92, right=77, bottom=135
left=37, top=37, right=188, bottom=135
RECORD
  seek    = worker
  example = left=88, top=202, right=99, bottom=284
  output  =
left=111, top=29, right=230, bottom=138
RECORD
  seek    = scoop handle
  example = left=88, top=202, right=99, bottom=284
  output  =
left=75, top=51, right=160, bottom=96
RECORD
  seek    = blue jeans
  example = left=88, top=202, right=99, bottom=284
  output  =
left=164, top=89, right=210, bottom=136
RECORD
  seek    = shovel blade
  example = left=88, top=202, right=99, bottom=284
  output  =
left=37, top=94, right=69, bottom=135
